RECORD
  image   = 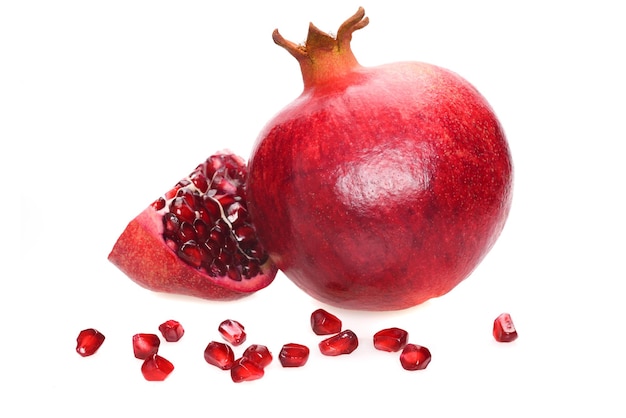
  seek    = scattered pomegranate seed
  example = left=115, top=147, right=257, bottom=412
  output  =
left=242, top=344, right=273, bottom=368
left=159, top=319, right=185, bottom=342
left=132, top=333, right=161, bottom=360
left=204, top=341, right=235, bottom=370
left=493, top=313, right=518, bottom=342
left=399, top=344, right=431, bottom=371
left=230, top=357, right=264, bottom=383
left=310, top=308, right=342, bottom=335
left=319, top=329, right=359, bottom=356
left=279, top=343, right=310, bottom=367
left=141, top=354, right=175, bottom=381
left=76, top=328, right=105, bottom=357
left=218, top=319, right=247, bottom=346
left=373, top=327, right=409, bottom=352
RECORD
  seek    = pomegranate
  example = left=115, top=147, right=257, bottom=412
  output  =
left=108, top=151, right=277, bottom=300
left=247, top=8, right=513, bottom=310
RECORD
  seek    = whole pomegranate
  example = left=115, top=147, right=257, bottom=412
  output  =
left=246, top=8, right=513, bottom=310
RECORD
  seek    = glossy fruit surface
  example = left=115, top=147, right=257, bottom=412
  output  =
left=159, top=320, right=185, bottom=342
left=318, top=330, right=359, bottom=356
left=247, top=8, right=513, bottom=310
left=493, top=313, right=518, bottom=342
left=108, top=151, right=277, bottom=301
left=204, top=341, right=235, bottom=370
left=279, top=343, right=310, bottom=367
left=76, top=328, right=105, bottom=357
left=218, top=319, right=247, bottom=346
left=132, top=333, right=161, bottom=359
left=141, top=354, right=174, bottom=381
left=310, top=309, right=342, bottom=335
left=373, top=327, right=409, bottom=352
left=399, top=344, right=431, bottom=371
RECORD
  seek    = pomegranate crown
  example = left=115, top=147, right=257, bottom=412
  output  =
left=272, top=7, right=369, bottom=88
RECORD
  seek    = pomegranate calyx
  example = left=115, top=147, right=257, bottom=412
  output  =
left=272, top=7, right=368, bottom=89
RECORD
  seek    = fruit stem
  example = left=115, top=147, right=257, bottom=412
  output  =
left=272, top=7, right=369, bottom=90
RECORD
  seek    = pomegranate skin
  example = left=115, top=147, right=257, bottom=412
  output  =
left=246, top=9, right=512, bottom=311
left=108, top=206, right=277, bottom=301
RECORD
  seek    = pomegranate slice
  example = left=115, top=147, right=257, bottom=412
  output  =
left=159, top=319, right=185, bottom=342
left=399, top=344, right=431, bottom=371
left=108, top=151, right=277, bottom=301
left=76, top=328, right=105, bottom=357
left=279, top=343, right=310, bottom=367
left=141, top=354, right=175, bottom=381
left=132, top=333, right=161, bottom=359
left=204, top=341, right=235, bottom=370
left=310, top=309, right=342, bottom=335
left=373, top=327, right=409, bottom=352
left=230, top=358, right=264, bottom=383
left=319, top=330, right=359, bottom=356
left=242, top=344, right=273, bottom=368
left=218, top=319, right=246, bottom=346
left=493, top=313, right=518, bottom=342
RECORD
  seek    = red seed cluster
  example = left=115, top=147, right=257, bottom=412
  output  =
left=77, top=310, right=518, bottom=381
left=156, top=154, right=269, bottom=282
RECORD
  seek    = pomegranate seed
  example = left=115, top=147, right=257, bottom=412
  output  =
left=400, top=344, right=431, bottom=371
left=218, top=319, right=246, bottom=346
left=132, top=333, right=161, bottom=359
left=230, top=357, right=264, bottom=383
left=493, top=313, right=518, bottom=342
left=141, top=354, right=175, bottom=381
left=319, top=329, right=359, bottom=356
left=279, top=343, right=310, bottom=367
left=204, top=341, right=235, bottom=370
left=76, top=328, right=105, bottom=357
left=373, top=327, right=409, bottom=352
left=310, top=308, right=342, bottom=335
left=159, top=320, right=185, bottom=342
left=242, top=344, right=273, bottom=368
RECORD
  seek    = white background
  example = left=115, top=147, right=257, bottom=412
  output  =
left=5, top=0, right=625, bottom=416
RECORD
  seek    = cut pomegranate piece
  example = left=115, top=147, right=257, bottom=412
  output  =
left=159, top=319, right=184, bottom=342
left=141, top=354, right=175, bottom=381
left=493, top=313, right=518, bottom=342
left=230, top=357, right=264, bottom=383
left=218, top=319, right=246, bottom=346
left=310, top=309, right=342, bottom=335
left=279, top=343, right=310, bottom=367
left=373, top=327, right=409, bottom=352
left=76, top=328, right=105, bottom=357
left=319, top=329, right=359, bottom=356
left=204, top=341, right=235, bottom=370
left=399, top=344, right=431, bottom=371
left=132, top=333, right=161, bottom=359
left=108, top=151, right=277, bottom=301
left=241, top=344, right=273, bottom=368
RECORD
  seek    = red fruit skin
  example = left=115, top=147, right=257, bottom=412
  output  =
left=247, top=10, right=512, bottom=311
left=108, top=207, right=277, bottom=300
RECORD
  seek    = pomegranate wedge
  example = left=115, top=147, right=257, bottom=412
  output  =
left=108, top=151, right=277, bottom=300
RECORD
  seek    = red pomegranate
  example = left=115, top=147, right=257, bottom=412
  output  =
left=246, top=8, right=513, bottom=310
left=108, top=151, right=276, bottom=300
